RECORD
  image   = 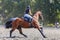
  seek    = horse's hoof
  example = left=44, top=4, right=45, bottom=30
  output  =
left=25, top=36, right=27, bottom=38
left=24, top=35, right=27, bottom=38
left=44, top=36, right=47, bottom=38
left=10, top=36, right=16, bottom=38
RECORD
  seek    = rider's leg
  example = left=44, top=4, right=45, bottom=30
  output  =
left=24, top=14, right=32, bottom=22
left=27, top=14, right=32, bottom=22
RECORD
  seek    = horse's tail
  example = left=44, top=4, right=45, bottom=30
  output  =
left=5, top=21, right=12, bottom=29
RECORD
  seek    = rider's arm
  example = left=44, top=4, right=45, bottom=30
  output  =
left=29, top=9, right=32, bottom=15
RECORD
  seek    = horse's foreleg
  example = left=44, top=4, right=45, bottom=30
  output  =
left=17, top=27, right=27, bottom=38
left=33, top=20, right=46, bottom=38
left=38, top=27, right=46, bottom=38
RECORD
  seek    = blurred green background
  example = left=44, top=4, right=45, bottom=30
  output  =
left=0, top=0, right=60, bottom=26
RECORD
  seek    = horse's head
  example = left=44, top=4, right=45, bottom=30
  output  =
left=33, top=11, right=44, bottom=21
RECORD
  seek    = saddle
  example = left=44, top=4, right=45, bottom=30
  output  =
left=23, top=17, right=32, bottom=23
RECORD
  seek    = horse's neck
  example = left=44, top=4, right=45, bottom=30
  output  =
left=33, top=13, right=39, bottom=20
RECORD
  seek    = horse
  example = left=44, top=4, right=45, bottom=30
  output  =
left=5, top=11, right=46, bottom=38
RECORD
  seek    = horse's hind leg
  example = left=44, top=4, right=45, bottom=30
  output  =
left=10, top=29, right=14, bottom=37
left=10, top=22, right=18, bottom=38
left=10, top=28, right=16, bottom=38
left=17, top=27, right=27, bottom=38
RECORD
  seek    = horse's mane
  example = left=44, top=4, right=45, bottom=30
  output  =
left=33, top=10, right=42, bottom=19
left=32, top=10, right=38, bottom=16
left=33, top=10, right=41, bottom=16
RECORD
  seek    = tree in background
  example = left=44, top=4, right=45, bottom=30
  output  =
left=0, top=0, right=60, bottom=25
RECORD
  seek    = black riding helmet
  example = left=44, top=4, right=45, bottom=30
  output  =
left=25, top=5, right=30, bottom=14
